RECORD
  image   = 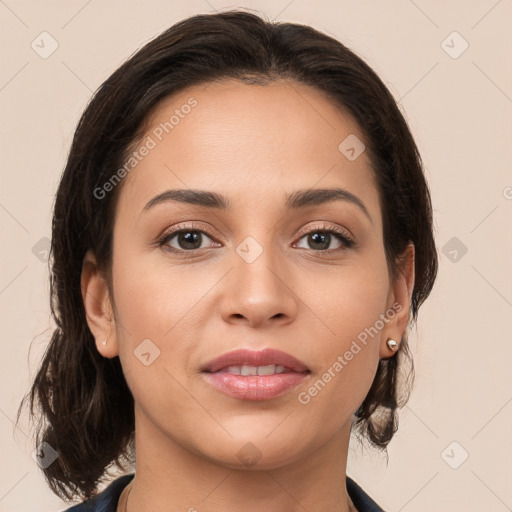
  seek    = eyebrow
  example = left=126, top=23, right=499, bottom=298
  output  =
left=142, top=187, right=373, bottom=224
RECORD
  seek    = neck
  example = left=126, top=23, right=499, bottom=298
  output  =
left=124, top=404, right=357, bottom=512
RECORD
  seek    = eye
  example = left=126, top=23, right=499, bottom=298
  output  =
left=294, top=224, right=355, bottom=252
left=157, top=223, right=218, bottom=252
left=156, top=222, right=355, bottom=254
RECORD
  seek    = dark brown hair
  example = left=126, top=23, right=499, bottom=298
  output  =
left=16, top=8, right=438, bottom=503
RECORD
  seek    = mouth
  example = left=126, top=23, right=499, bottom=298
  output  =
left=201, top=347, right=310, bottom=374
left=201, top=348, right=310, bottom=401
left=211, top=364, right=296, bottom=375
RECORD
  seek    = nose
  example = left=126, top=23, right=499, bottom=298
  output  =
left=220, top=239, right=298, bottom=329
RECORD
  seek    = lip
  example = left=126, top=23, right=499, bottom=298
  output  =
left=201, top=348, right=309, bottom=374
left=200, top=348, right=310, bottom=401
left=202, top=372, right=309, bottom=401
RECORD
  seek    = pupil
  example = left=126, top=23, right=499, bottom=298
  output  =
left=180, top=231, right=200, bottom=249
left=310, top=232, right=329, bottom=250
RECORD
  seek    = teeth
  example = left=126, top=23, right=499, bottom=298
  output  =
left=255, top=364, right=275, bottom=376
left=240, top=365, right=257, bottom=376
left=223, top=365, right=288, bottom=375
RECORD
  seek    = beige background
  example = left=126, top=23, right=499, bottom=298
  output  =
left=1, top=1, right=511, bottom=511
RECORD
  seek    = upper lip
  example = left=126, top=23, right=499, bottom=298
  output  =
left=201, top=348, right=310, bottom=373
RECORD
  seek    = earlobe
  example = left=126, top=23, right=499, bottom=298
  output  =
left=379, top=243, right=415, bottom=358
left=81, top=249, right=119, bottom=358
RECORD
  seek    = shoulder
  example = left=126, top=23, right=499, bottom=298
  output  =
left=61, top=473, right=135, bottom=512
left=346, top=475, right=386, bottom=512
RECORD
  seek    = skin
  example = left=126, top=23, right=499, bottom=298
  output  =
left=82, top=79, right=415, bottom=512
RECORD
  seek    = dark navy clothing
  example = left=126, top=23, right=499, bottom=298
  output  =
left=346, top=476, right=386, bottom=511
left=63, top=472, right=385, bottom=511
left=63, top=474, right=134, bottom=512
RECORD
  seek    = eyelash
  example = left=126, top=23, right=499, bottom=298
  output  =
left=156, top=222, right=356, bottom=254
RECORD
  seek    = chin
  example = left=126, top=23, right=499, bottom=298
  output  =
left=198, top=435, right=308, bottom=471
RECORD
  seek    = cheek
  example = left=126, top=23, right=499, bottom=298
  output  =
left=294, top=266, right=387, bottom=435
left=112, top=243, right=207, bottom=335
left=111, top=246, right=223, bottom=383
left=110, top=255, right=204, bottom=416
left=292, top=252, right=388, bottom=411
left=299, top=255, right=390, bottom=347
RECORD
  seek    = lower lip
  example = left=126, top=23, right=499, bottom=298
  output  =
left=202, top=371, right=309, bottom=401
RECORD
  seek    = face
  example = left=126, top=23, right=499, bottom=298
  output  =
left=83, top=79, right=413, bottom=470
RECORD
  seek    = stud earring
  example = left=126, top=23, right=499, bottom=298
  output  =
left=386, top=338, right=398, bottom=351
left=102, top=322, right=112, bottom=347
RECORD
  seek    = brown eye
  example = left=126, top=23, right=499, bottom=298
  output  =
left=295, top=225, right=355, bottom=252
left=157, top=222, right=219, bottom=253
left=160, top=229, right=215, bottom=251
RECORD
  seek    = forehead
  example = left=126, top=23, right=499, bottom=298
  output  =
left=115, top=79, right=380, bottom=226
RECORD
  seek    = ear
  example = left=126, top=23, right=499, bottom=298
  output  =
left=379, top=243, right=415, bottom=358
left=81, top=249, right=119, bottom=358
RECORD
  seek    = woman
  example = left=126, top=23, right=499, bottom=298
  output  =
left=18, top=9, right=438, bottom=512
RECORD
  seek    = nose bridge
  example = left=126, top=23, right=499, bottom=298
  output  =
left=235, top=231, right=283, bottom=294
left=229, top=198, right=280, bottom=269
left=222, top=229, right=296, bottom=325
